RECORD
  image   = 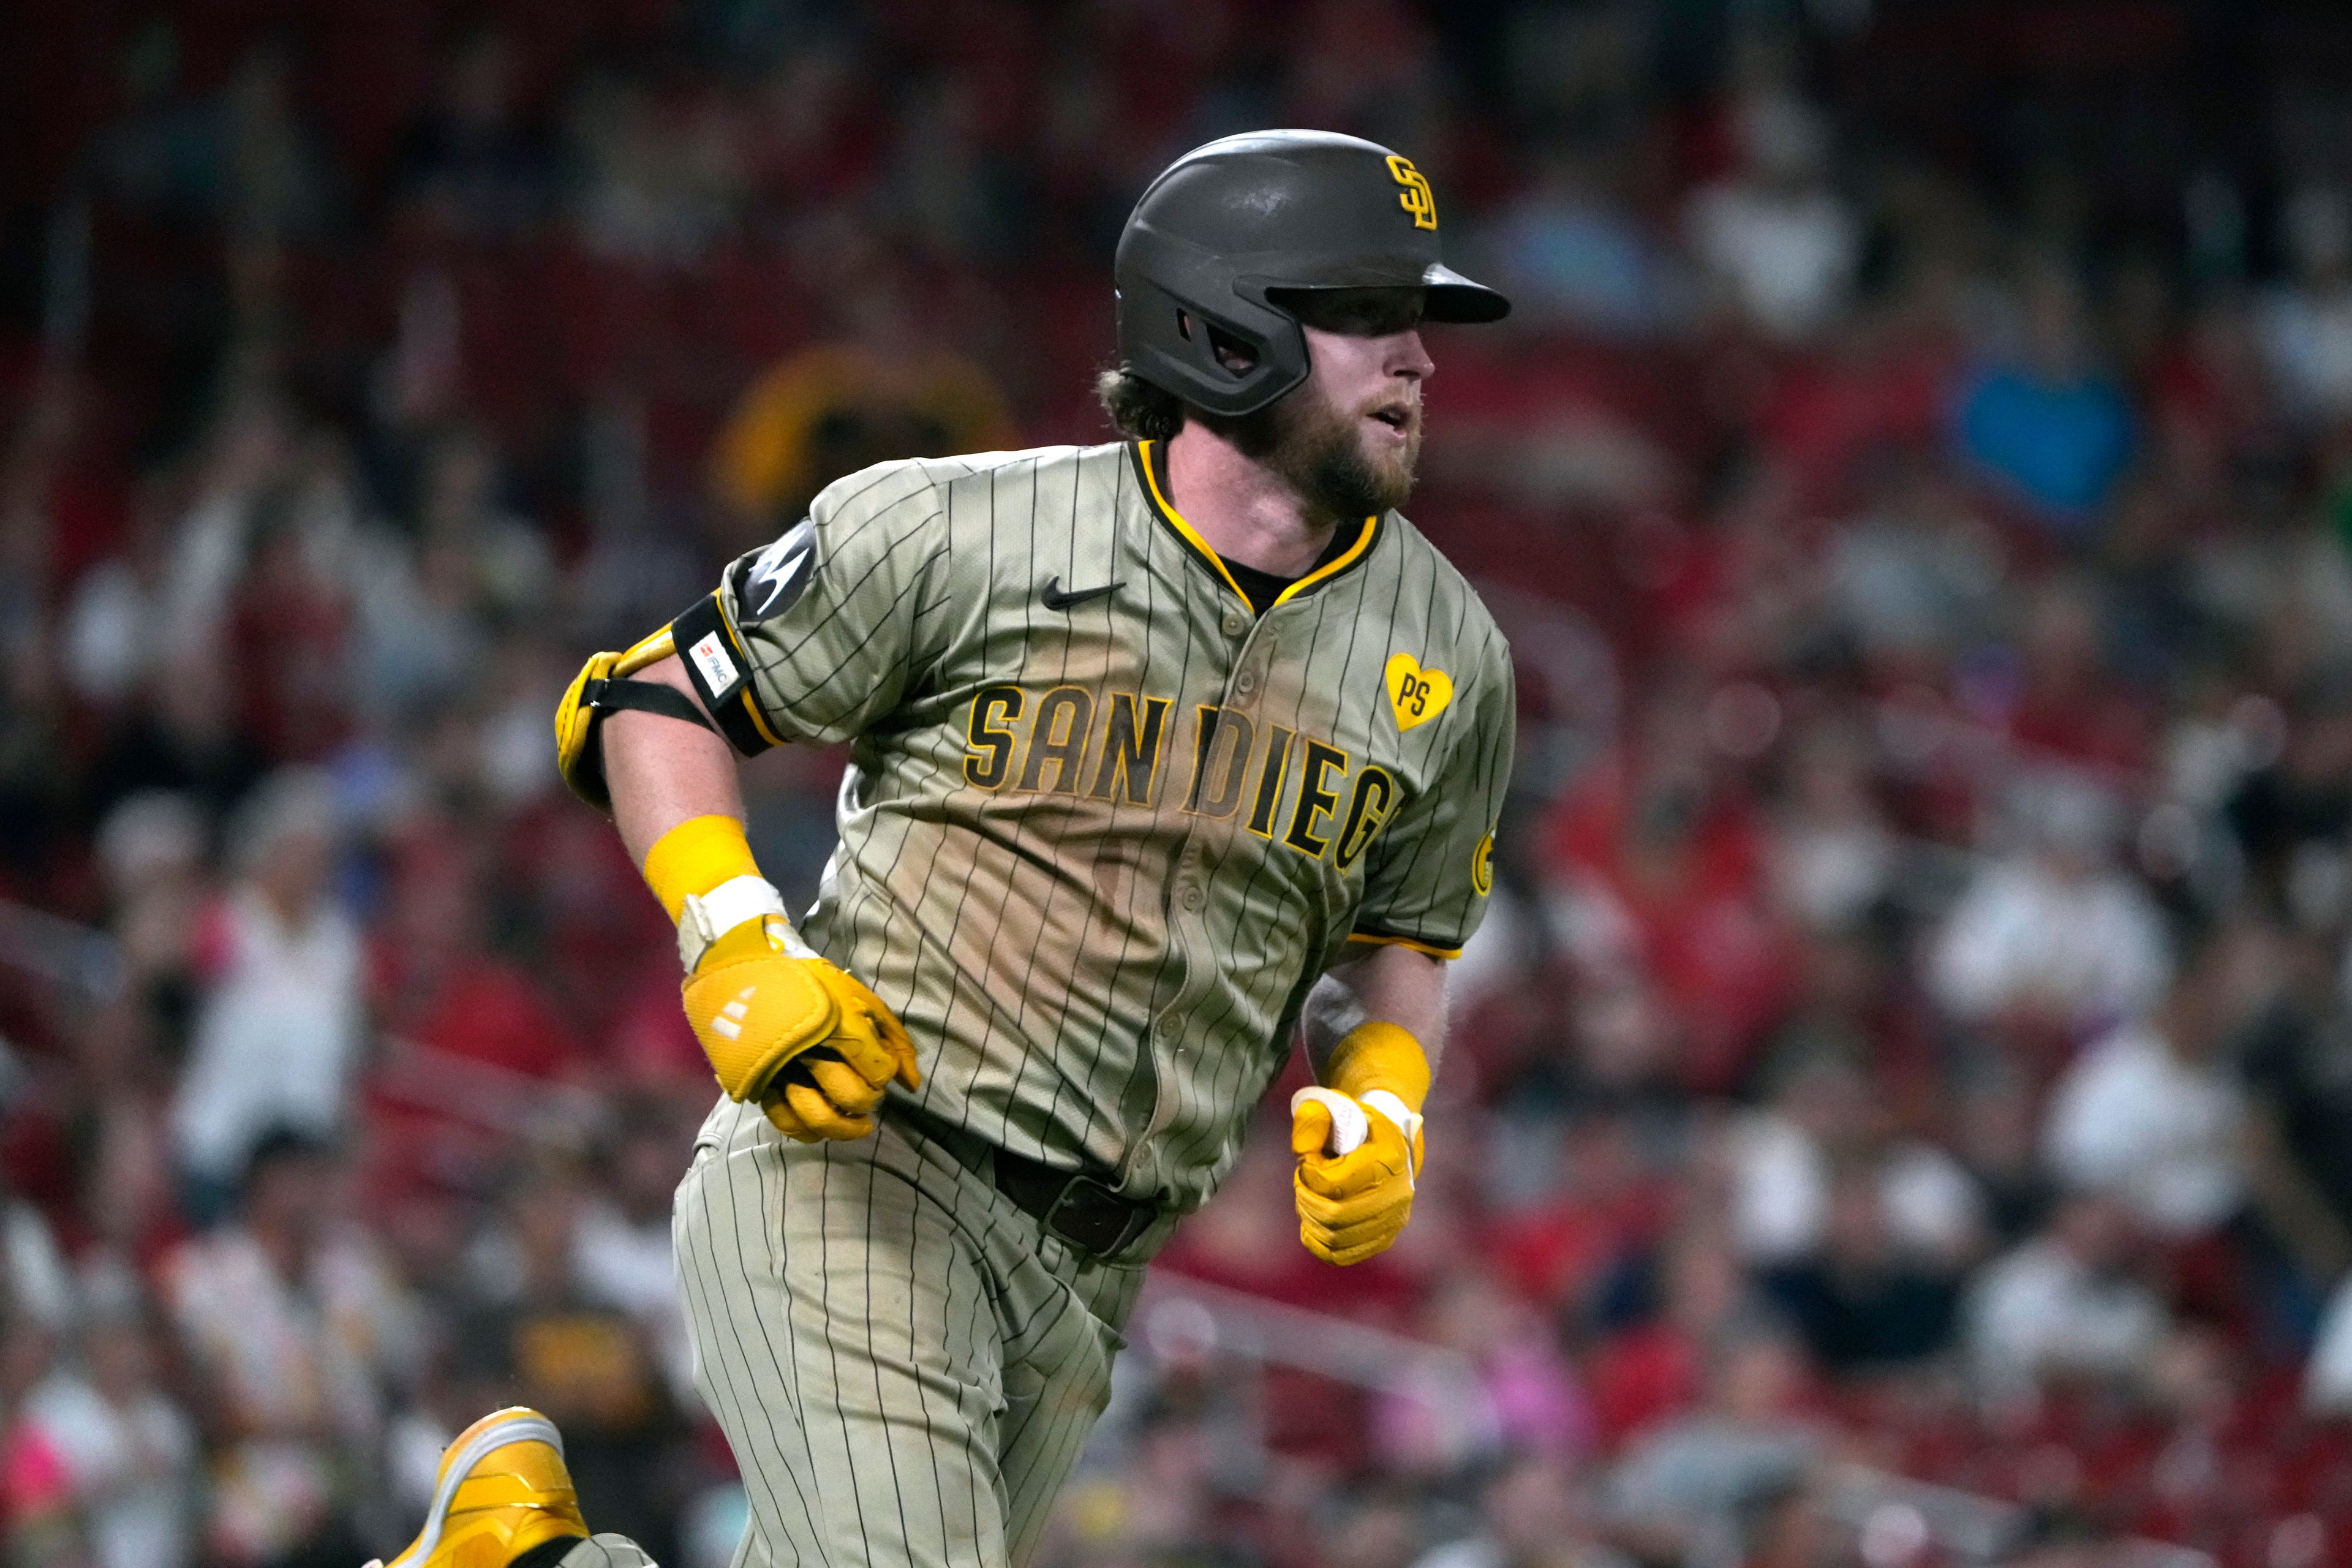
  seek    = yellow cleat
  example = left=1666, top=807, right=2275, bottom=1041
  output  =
left=377, top=1407, right=589, bottom=1568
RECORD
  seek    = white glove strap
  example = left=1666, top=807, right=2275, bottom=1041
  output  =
left=1291, top=1087, right=1367, bottom=1155
left=1290, top=1087, right=1425, bottom=1188
left=677, top=876, right=804, bottom=970
left=1361, top=1090, right=1424, bottom=1188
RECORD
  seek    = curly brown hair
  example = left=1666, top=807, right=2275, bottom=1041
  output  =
left=1094, top=367, right=1184, bottom=442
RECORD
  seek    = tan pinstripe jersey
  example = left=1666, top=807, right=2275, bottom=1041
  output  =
left=695, top=439, right=1513, bottom=1211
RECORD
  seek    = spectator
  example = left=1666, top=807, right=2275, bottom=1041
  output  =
left=1951, top=261, right=2135, bottom=529
left=452, top=1164, right=680, bottom=1564
left=1684, top=91, right=1859, bottom=340
left=1929, top=770, right=2170, bottom=1037
left=222, top=450, right=363, bottom=763
left=1607, top=1323, right=1823, bottom=1568
left=1379, top=1268, right=1594, bottom=1466
left=2305, top=1272, right=2352, bottom=1415
left=1415, top=1452, right=1632, bottom=1568
left=162, top=1131, right=411, bottom=1568
left=215, top=40, right=338, bottom=244
left=92, top=791, right=209, bottom=993
left=2042, top=925, right=2266, bottom=1240
left=2258, top=186, right=2352, bottom=424
left=1547, top=699, right=1800, bottom=1095
left=1727, top=1051, right=1982, bottom=1271
left=1963, top=1193, right=2171, bottom=1401
left=372, top=840, right=567, bottom=1083
left=407, top=427, right=552, bottom=636
left=167, top=769, right=364, bottom=1215
left=1759, top=1170, right=1961, bottom=1374
left=2234, top=940, right=2352, bottom=1292
left=707, top=341, right=1014, bottom=556
left=60, top=490, right=174, bottom=712
left=0, top=1172, right=74, bottom=1335
left=341, top=431, right=535, bottom=726
left=10, top=1275, right=201, bottom=1568
left=0, top=1313, right=77, bottom=1565
left=571, top=1109, right=698, bottom=1406
left=1822, top=469, right=2005, bottom=674
left=1732, top=1477, right=1834, bottom=1568
left=73, top=996, right=186, bottom=1270
left=564, top=73, right=742, bottom=268
left=1585, top=1226, right=1753, bottom=1448
left=1487, top=141, right=1679, bottom=339
left=2001, top=578, right=2156, bottom=774
left=392, top=26, right=556, bottom=239
left=1950, top=1066, right=2053, bottom=1245
left=1765, top=722, right=1898, bottom=933
left=2224, top=672, right=2352, bottom=921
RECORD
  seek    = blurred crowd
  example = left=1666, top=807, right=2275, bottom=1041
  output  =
left=5, top=2, right=2352, bottom=1567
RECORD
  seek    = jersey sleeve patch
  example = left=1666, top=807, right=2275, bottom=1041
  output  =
left=732, top=517, right=816, bottom=625
left=707, top=459, right=952, bottom=748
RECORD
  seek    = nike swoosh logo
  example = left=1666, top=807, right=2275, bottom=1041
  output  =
left=1042, top=576, right=1123, bottom=611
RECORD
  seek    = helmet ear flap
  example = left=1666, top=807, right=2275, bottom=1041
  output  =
left=1115, top=271, right=1309, bottom=418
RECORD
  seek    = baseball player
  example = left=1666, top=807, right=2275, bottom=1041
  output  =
left=376, top=128, right=1515, bottom=1568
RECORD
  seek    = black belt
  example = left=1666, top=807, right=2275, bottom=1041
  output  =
left=889, top=1101, right=1158, bottom=1260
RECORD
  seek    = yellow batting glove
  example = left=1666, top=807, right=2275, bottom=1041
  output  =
left=1290, top=1022, right=1430, bottom=1265
left=650, top=816, right=920, bottom=1140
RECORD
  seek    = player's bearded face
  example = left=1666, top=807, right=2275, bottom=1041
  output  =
left=1232, top=290, right=1431, bottom=519
left=1253, top=372, right=1422, bottom=519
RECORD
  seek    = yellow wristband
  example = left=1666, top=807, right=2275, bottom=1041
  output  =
left=1322, top=1021, right=1431, bottom=1114
left=642, top=814, right=762, bottom=922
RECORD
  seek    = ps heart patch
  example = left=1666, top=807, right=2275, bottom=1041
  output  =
left=1384, top=652, right=1452, bottom=731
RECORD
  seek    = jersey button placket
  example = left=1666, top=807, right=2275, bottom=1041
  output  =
left=1224, top=612, right=1265, bottom=711
left=1132, top=598, right=1249, bottom=1184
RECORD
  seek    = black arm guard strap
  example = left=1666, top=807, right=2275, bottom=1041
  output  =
left=555, top=658, right=717, bottom=813
left=590, top=677, right=714, bottom=732
left=669, top=591, right=780, bottom=757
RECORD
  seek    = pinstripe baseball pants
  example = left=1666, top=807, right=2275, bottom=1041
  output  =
left=671, top=1098, right=1153, bottom=1568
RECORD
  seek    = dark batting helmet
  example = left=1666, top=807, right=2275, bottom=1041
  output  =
left=1114, top=129, right=1510, bottom=418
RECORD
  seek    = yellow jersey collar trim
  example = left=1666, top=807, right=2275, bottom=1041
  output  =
left=1132, top=440, right=1379, bottom=614
left=1275, top=510, right=1379, bottom=607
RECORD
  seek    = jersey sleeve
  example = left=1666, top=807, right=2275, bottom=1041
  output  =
left=1349, top=628, right=1515, bottom=959
left=672, top=461, right=949, bottom=752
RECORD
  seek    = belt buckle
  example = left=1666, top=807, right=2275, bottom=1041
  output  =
left=1044, top=1174, right=1148, bottom=1259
